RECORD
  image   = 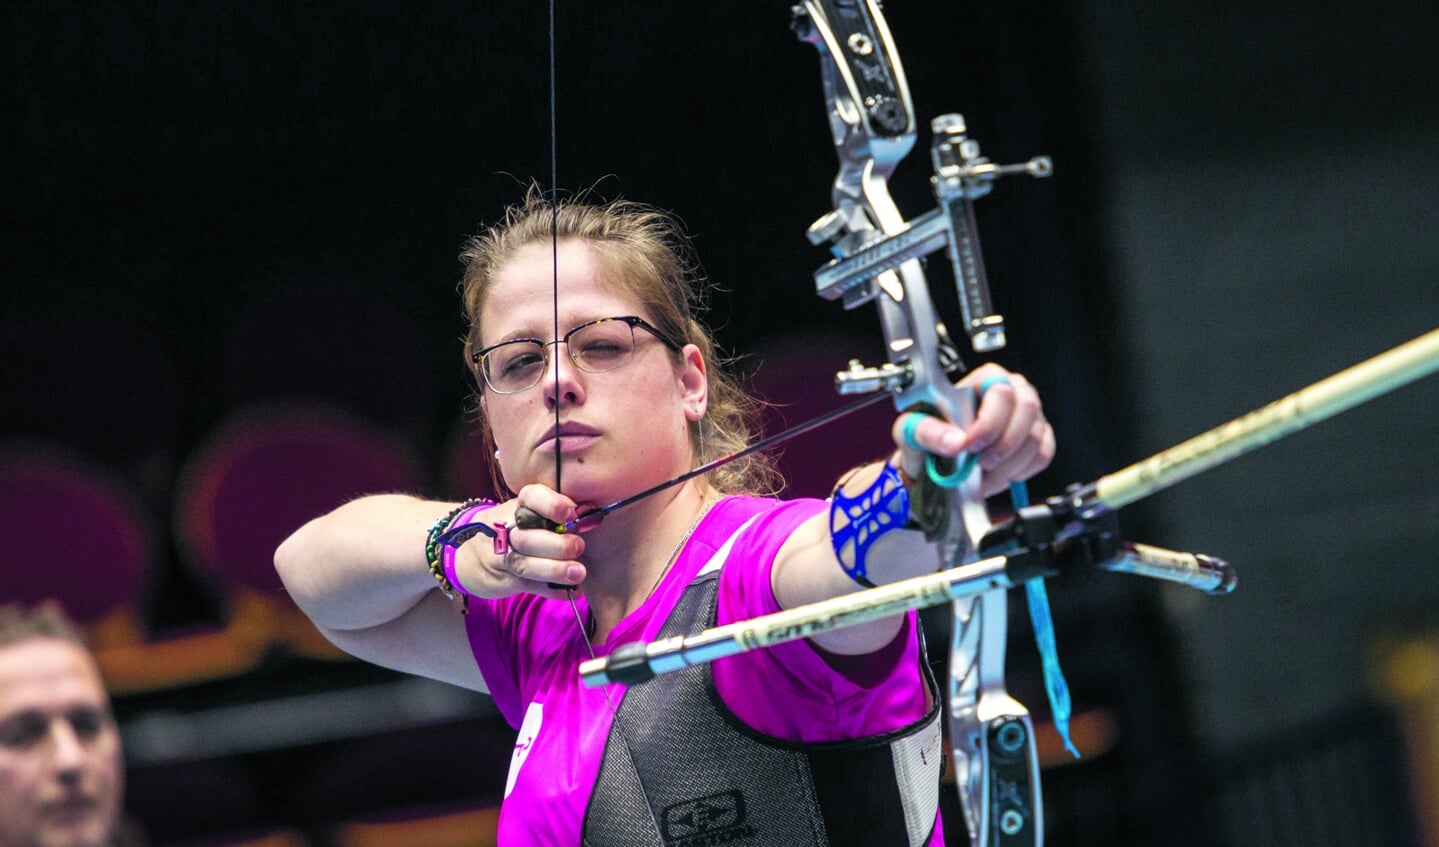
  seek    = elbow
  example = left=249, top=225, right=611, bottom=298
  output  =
left=273, top=523, right=315, bottom=597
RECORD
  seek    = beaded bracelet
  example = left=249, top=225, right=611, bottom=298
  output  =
left=424, top=499, right=497, bottom=609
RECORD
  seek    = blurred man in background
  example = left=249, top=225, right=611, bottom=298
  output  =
left=0, top=602, right=131, bottom=847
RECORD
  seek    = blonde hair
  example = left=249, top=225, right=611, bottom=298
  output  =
left=458, top=187, right=780, bottom=497
left=0, top=601, right=87, bottom=650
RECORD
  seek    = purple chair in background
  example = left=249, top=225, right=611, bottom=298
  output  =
left=172, top=401, right=425, bottom=661
left=0, top=442, right=154, bottom=654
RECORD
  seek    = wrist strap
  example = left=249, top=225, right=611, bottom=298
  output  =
left=424, top=498, right=497, bottom=612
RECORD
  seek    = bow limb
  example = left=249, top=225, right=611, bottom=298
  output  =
left=794, top=2, right=1043, bottom=844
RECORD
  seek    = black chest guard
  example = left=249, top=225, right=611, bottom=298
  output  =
left=584, top=568, right=944, bottom=847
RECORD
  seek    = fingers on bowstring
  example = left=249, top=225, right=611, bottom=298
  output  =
left=503, top=484, right=588, bottom=595
left=514, top=483, right=580, bottom=528
left=500, top=532, right=588, bottom=595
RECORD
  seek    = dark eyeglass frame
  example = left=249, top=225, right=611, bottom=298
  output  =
left=471, top=315, right=683, bottom=395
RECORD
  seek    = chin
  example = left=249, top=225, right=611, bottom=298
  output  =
left=551, top=464, right=628, bottom=505
left=40, top=834, right=106, bottom=847
left=549, top=476, right=612, bottom=507
left=39, top=817, right=113, bottom=847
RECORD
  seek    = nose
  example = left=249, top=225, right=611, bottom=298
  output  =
left=542, top=345, right=586, bottom=410
left=49, top=721, right=88, bottom=781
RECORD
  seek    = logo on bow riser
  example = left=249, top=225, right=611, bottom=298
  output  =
left=660, top=789, right=757, bottom=845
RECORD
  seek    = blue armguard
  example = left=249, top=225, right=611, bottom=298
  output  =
left=829, top=463, right=910, bottom=587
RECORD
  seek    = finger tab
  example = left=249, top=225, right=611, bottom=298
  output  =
left=514, top=506, right=550, bottom=530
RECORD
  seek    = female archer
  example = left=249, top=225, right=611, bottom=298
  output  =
left=275, top=188, right=1055, bottom=845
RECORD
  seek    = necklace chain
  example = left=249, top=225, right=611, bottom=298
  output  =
left=570, top=495, right=715, bottom=646
left=644, top=495, right=715, bottom=605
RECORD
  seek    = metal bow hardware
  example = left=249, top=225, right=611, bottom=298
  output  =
left=788, top=2, right=1051, bottom=844
left=572, top=4, right=1439, bottom=846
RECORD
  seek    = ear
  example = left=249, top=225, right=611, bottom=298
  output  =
left=678, top=343, right=708, bottom=420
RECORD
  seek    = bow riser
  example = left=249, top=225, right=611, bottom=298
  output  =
left=795, top=3, right=1043, bottom=845
left=862, top=119, right=1046, bottom=847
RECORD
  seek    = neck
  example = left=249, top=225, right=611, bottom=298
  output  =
left=580, top=480, right=714, bottom=641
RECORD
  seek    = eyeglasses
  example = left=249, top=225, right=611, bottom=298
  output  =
left=472, top=315, right=682, bottom=395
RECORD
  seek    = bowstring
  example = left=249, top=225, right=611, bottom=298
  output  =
left=548, top=0, right=560, bottom=496
left=545, top=5, right=666, bottom=842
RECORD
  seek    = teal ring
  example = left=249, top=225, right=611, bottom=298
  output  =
left=925, top=451, right=976, bottom=489
left=902, top=411, right=966, bottom=488
left=899, top=411, right=927, bottom=450
left=924, top=375, right=1011, bottom=488
left=978, top=374, right=1011, bottom=397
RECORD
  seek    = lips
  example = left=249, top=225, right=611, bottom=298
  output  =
left=44, top=794, right=99, bottom=823
left=536, top=421, right=601, bottom=453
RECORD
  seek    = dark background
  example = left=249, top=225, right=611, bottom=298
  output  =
left=4, top=1, right=1437, bottom=844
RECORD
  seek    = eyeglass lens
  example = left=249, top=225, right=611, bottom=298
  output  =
left=483, top=319, right=639, bottom=393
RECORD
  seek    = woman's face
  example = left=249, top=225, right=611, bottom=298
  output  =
left=478, top=239, right=705, bottom=507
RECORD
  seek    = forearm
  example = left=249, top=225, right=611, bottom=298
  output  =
left=772, top=457, right=951, bottom=654
left=273, top=493, right=457, bottom=631
left=776, top=458, right=947, bottom=602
